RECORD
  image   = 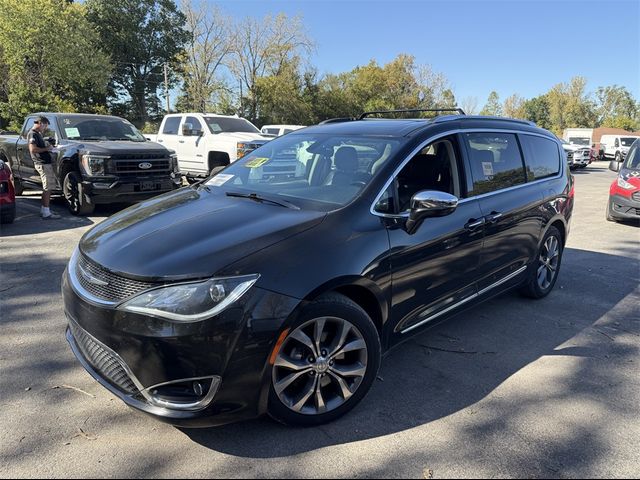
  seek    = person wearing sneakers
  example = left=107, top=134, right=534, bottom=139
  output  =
left=27, top=116, right=60, bottom=219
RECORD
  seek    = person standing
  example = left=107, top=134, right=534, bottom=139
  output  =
left=28, top=116, right=60, bottom=219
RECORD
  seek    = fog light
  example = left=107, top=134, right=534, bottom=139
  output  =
left=142, top=376, right=221, bottom=411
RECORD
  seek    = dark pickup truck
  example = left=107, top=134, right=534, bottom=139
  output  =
left=0, top=113, right=182, bottom=215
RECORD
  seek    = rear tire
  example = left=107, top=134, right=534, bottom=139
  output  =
left=62, top=166, right=94, bottom=216
left=520, top=226, right=563, bottom=299
left=268, top=293, right=381, bottom=427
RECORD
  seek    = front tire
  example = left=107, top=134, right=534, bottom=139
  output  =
left=606, top=199, right=617, bottom=222
left=268, top=293, right=381, bottom=427
left=13, top=176, right=24, bottom=196
left=62, top=166, right=94, bottom=216
left=520, top=226, right=564, bottom=299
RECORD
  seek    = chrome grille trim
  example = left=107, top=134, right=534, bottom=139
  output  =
left=632, top=192, right=640, bottom=202
left=68, top=320, right=140, bottom=395
left=70, top=254, right=158, bottom=303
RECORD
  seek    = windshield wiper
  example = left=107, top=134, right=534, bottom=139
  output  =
left=226, top=191, right=300, bottom=210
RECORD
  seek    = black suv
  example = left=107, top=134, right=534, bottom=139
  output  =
left=63, top=110, right=573, bottom=427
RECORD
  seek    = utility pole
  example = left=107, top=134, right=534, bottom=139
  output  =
left=164, top=63, right=170, bottom=113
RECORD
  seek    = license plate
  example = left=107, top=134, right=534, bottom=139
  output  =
left=140, top=181, right=155, bottom=191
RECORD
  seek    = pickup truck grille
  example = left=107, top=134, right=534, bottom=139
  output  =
left=108, top=154, right=172, bottom=178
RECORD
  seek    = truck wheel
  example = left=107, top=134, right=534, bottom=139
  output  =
left=208, top=152, right=230, bottom=173
left=62, top=167, right=94, bottom=216
left=606, top=199, right=617, bottom=223
left=13, top=176, right=24, bottom=196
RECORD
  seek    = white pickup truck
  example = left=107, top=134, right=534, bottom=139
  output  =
left=154, top=113, right=271, bottom=180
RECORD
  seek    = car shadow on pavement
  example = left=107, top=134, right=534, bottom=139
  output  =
left=0, top=194, right=128, bottom=236
left=182, top=246, right=639, bottom=467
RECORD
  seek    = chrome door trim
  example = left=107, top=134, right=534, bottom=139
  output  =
left=400, top=265, right=528, bottom=334
left=370, top=129, right=564, bottom=219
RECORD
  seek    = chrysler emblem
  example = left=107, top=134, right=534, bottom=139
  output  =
left=78, top=263, right=109, bottom=286
left=139, top=162, right=152, bottom=169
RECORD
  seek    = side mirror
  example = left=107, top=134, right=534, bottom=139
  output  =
left=609, top=160, right=621, bottom=172
left=181, top=123, right=194, bottom=136
left=405, top=190, right=459, bottom=234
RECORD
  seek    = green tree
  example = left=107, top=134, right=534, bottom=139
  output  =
left=0, top=0, right=111, bottom=130
left=546, top=76, right=596, bottom=135
left=85, top=0, right=189, bottom=126
left=595, top=85, right=638, bottom=126
left=522, top=95, right=551, bottom=129
left=480, top=91, right=502, bottom=116
left=254, top=59, right=313, bottom=126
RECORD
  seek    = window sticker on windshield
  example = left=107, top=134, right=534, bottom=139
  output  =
left=482, top=162, right=494, bottom=176
left=65, top=128, right=80, bottom=137
left=208, top=174, right=234, bottom=186
left=245, top=157, right=269, bottom=168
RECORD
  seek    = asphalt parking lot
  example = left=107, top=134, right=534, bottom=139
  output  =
left=0, top=162, right=638, bottom=478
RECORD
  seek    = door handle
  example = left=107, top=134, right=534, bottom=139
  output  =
left=484, top=212, right=503, bottom=223
left=178, top=140, right=185, bottom=143
left=464, top=218, right=485, bottom=231
left=157, top=139, right=163, bottom=143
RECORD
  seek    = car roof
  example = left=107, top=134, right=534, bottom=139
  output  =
left=301, top=116, right=556, bottom=139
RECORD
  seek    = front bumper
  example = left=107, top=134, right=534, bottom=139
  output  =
left=62, top=269, right=300, bottom=427
left=609, top=194, right=640, bottom=220
left=82, top=176, right=182, bottom=204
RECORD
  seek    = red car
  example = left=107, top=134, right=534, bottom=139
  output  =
left=607, top=138, right=640, bottom=223
left=0, top=158, right=16, bottom=224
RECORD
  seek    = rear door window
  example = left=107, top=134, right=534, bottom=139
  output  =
left=463, top=132, right=526, bottom=196
left=519, top=134, right=561, bottom=180
left=162, top=117, right=181, bottom=135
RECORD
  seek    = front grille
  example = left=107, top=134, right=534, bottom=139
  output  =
left=69, top=320, right=139, bottom=394
left=113, top=159, right=171, bottom=178
left=75, top=254, right=157, bottom=303
left=633, top=192, right=640, bottom=202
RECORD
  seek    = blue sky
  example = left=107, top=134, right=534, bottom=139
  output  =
left=215, top=0, right=640, bottom=107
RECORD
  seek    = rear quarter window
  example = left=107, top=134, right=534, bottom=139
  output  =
left=519, top=134, right=561, bottom=181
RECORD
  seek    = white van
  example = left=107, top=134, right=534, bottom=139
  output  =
left=600, top=134, right=640, bottom=161
left=260, top=124, right=306, bottom=137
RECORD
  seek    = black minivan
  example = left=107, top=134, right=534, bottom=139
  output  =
left=63, top=111, right=573, bottom=427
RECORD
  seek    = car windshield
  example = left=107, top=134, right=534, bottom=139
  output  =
left=204, top=117, right=260, bottom=134
left=621, top=137, right=639, bottom=147
left=59, top=116, right=146, bottom=141
left=623, top=142, right=639, bottom=169
left=569, top=137, right=590, bottom=146
left=205, top=133, right=402, bottom=211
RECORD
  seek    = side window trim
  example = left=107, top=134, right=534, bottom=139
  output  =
left=162, top=116, right=182, bottom=135
left=370, top=128, right=565, bottom=218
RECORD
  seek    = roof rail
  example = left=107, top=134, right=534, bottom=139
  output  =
left=445, top=115, right=537, bottom=127
left=358, top=108, right=465, bottom=120
left=318, top=117, right=356, bottom=124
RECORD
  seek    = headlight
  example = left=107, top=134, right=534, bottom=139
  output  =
left=119, top=274, right=260, bottom=322
left=170, top=153, right=180, bottom=173
left=81, top=155, right=108, bottom=176
left=617, top=177, right=635, bottom=190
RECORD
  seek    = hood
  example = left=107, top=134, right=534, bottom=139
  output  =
left=61, top=140, right=169, bottom=156
left=562, top=144, right=589, bottom=152
left=79, top=187, right=325, bottom=280
left=217, top=132, right=271, bottom=143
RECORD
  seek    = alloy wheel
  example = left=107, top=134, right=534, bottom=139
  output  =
left=272, top=316, right=368, bottom=416
left=537, top=235, right=560, bottom=290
